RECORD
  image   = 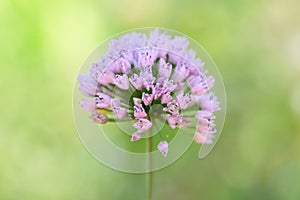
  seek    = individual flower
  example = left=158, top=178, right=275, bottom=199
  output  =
left=195, top=93, right=220, bottom=112
left=166, top=114, right=183, bottom=129
left=176, top=91, right=192, bottom=109
left=129, top=74, right=143, bottom=90
left=134, top=104, right=147, bottom=118
left=158, top=62, right=172, bottom=79
left=142, top=93, right=153, bottom=106
left=133, top=118, right=152, bottom=132
left=161, top=91, right=172, bottom=104
left=113, top=74, right=130, bottom=90
left=90, top=113, right=108, bottom=124
left=172, top=59, right=190, bottom=82
left=194, top=132, right=214, bottom=144
left=78, top=75, right=99, bottom=96
left=80, top=98, right=96, bottom=112
left=187, top=75, right=214, bottom=96
left=94, top=92, right=111, bottom=108
left=90, top=64, right=114, bottom=85
left=78, top=29, right=221, bottom=157
left=111, top=98, right=126, bottom=119
left=131, top=131, right=142, bottom=142
left=163, top=101, right=180, bottom=115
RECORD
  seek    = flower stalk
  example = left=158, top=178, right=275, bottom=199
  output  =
left=147, top=130, right=153, bottom=200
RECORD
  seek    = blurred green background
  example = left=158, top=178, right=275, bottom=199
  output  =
left=1, top=0, right=300, bottom=199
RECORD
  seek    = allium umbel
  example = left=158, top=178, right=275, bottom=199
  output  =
left=78, top=29, right=221, bottom=157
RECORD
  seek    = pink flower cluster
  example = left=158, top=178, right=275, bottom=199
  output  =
left=78, top=29, right=220, bottom=157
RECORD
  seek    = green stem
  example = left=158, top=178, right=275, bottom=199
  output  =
left=147, top=130, right=153, bottom=200
left=107, top=118, right=132, bottom=122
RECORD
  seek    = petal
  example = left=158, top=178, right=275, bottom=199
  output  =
left=157, top=141, right=169, bottom=157
left=131, top=131, right=141, bottom=142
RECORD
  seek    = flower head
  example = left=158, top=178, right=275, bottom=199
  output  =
left=78, top=29, right=221, bottom=157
